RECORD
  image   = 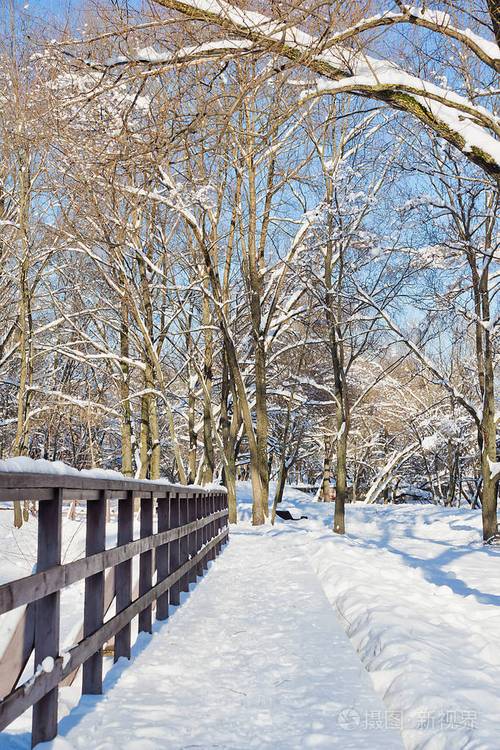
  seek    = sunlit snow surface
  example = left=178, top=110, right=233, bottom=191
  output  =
left=239, top=483, right=500, bottom=750
left=1, top=483, right=499, bottom=749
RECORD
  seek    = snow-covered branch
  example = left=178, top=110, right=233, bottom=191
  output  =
left=154, top=0, right=500, bottom=177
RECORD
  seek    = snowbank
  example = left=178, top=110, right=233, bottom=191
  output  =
left=238, top=485, right=500, bottom=749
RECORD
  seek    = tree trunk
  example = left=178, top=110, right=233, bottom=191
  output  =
left=187, top=376, right=197, bottom=484
left=271, top=404, right=292, bottom=523
left=271, top=463, right=288, bottom=524
left=220, top=356, right=239, bottom=523
left=466, top=237, right=498, bottom=539
left=119, top=299, right=133, bottom=477
left=201, top=289, right=215, bottom=483
left=148, top=380, right=160, bottom=480
left=254, top=336, right=269, bottom=515
left=321, top=434, right=332, bottom=501
left=446, top=439, right=459, bottom=507
left=138, top=389, right=150, bottom=479
left=12, top=160, right=33, bottom=528
left=246, top=130, right=269, bottom=516
left=334, top=411, right=348, bottom=534
left=480, top=330, right=498, bottom=540
left=200, top=259, right=265, bottom=521
left=224, top=450, right=238, bottom=524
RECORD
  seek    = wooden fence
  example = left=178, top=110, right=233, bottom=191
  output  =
left=0, top=471, right=229, bottom=747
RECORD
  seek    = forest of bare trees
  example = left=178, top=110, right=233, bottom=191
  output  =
left=0, top=0, right=498, bottom=539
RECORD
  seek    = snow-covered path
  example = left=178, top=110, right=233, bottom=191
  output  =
left=37, top=528, right=402, bottom=750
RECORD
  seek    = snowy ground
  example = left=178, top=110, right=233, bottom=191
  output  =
left=0, top=503, right=138, bottom=695
left=0, top=506, right=89, bottom=661
left=238, top=483, right=500, bottom=750
left=1, top=484, right=499, bottom=749
left=9, top=530, right=401, bottom=750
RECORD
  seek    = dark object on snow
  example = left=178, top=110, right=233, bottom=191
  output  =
left=275, top=509, right=308, bottom=521
left=485, top=528, right=500, bottom=545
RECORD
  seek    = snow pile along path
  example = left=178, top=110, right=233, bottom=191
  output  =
left=238, top=485, right=500, bottom=750
left=304, top=511, right=500, bottom=750
left=27, top=529, right=402, bottom=750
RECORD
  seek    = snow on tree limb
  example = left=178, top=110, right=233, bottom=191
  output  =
left=364, top=441, right=420, bottom=504
left=98, top=39, right=255, bottom=69
left=153, top=0, right=500, bottom=178
left=323, top=6, right=500, bottom=72
left=355, top=284, right=481, bottom=426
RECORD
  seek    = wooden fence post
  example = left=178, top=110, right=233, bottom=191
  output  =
left=221, top=493, right=226, bottom=550
left=202, top=495, right=209, bottom=571
left=188, top=495, right=197, bottom=585
left=218, top=493, right=224, bottom=551
left=139, top=495, right=153, bottom=633
left=32, top=488, right=62, bottom=748
left=214, top=494, right=219, bottom=555
left=209, top=494, right=216, bottom=561
left=215, top=494, right=220, bottom=554
left=179, top=498, right=189, bottom=593
left=223, top=492, right=229, bottom=545
left=82, top=490, right=106, bottom=694
left=196, top=494, right=203, bottom=577
left=0, top=472, right=229, bottom=746
left=206, top=494, right=212, bottom=562
left=114, top=490, right=134, bottom=661
left=168, top=493, right=180, bottom=607
left=156, top=494, right=169, bottom=621
left=169, top=494, right=181, bottom=606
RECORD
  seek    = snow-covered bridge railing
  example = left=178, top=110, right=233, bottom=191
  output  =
left=0, top=471, right=229, bottom=747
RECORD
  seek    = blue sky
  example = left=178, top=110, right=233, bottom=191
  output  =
left=5, top=0, right=82, bottom=34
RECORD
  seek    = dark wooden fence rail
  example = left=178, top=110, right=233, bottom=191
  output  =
left=0, top=472, right=229, bottom=747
